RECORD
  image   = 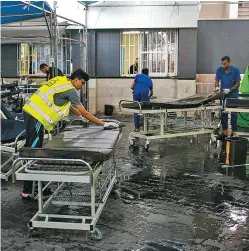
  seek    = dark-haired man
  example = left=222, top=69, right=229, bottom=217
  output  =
left=215, top=56, right=241, bottom=138
left=21, top=69, right=120, bottom=199
left=129, top=58, right=138, bottom=74
left=131, top=68, right=153, bottom=131
left=40, top=63, right=64, bottom=81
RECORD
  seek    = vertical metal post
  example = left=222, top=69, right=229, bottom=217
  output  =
left=84, top=6, right=89, bottom=110
left=38, top=181, right=43, bottom=213
left=50, top=13, right=55, bottom=78
left=144, top=114, right=148, bottom=133
left=160, top=112, right=164, bottom=135
left=53, top=1, right=58, bottom=77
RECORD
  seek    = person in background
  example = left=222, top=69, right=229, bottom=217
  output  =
left=129, top=58, right=138, bottom=74
left=131, top=68, right=153, bottom=132
left=21, top=69, right=120, bottom=199
left=40, top=63, right=64, bottom=81
left=215, top=56, right=241, bottom=139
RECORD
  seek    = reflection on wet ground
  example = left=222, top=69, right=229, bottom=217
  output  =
left=1, top=117, right=249, bottom=251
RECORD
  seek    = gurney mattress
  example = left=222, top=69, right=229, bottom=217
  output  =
left=226, top=98, right=249, bottom=108
left=19, top=126, right=120, bottom=161
left=1, top=119, right=25, bottom=144
left=121, top=92, right=220, bottom=110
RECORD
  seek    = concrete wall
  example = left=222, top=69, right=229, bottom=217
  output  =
left=87, top=1, right=198, bottom=29
left=1, top=44, right=18, bottom=77
left=89, top=78, right=196, bottom=114
left=197, top=20, right=249, bottom=74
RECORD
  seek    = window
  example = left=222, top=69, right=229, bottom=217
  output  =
left=17, top=37, right=72, bottom=76
left=121, top=30, right=178, bottom=77
left=17, top=43, right=51, bottom=76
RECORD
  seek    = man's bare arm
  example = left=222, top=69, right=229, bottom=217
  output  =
left=70, top=105, right=81, bottom=116
left=74, top=104, right=104, bottom=126
left=230, top=82, right=240, bottom=91
left=131, top=81, right=135, bottom=90
left=215, top=79, right=220, bottom=88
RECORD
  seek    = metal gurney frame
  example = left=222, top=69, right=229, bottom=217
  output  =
left=224, top=96, right=249, bottom=138
left=120, top=100, right=220, bottom=149
left=12, top=126, right=122, bottom=240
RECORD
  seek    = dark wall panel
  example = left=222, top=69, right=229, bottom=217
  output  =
left=71, top=30, right=81, bottom=72
left=178, top=28, right=197, bottom=79
left=96, top=31, right=120, bottom=77
left=87, top=30, right=96, bottom=77
left=1, top=44, right=18, bottom=77
left=197, top=20, right=249, bottom=74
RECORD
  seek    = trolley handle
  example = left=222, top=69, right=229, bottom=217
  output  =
left=119, top=100, right=142, bottom=114
left=14, top=130, right=26, bottom=153
left=12, top=157, right=94, bottom=179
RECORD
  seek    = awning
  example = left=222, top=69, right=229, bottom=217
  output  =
left=1, top=1, right=52, bottom=25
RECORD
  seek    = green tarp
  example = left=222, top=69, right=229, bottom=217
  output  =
left=238, top=65, right=249, bottom=128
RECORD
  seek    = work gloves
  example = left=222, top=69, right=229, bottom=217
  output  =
left=223, top=88, right=231, bottom=95
left=104, top=122, right=120, bottom=130
left=102, top=119, right=123, bottom=130
left=215, top=87, right=231, bottom=95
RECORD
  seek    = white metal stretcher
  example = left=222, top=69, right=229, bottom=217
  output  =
left=12, top=125, right=122, bottom=240
left=120, top=93, right=221, bottom=149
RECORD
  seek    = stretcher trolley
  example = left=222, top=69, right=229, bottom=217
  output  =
left=120, top=92, right=221, bottom=150
left=12, top=125, right=122, bottom=240
left=224, top=94, right=249, bottom=138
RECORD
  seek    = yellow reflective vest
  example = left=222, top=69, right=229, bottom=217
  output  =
left=23, top=76, right=75, bottom=131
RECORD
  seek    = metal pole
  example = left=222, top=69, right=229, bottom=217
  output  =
left=53, top=1, right=58, bottom=77
left=84, top=6, right=89, bottom=110
left=50, top=13, right=55, bottom=79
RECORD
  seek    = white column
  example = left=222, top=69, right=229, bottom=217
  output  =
left=230, top=1, right=239, bottom=18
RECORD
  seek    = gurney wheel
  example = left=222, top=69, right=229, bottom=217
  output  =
left=129, top=138, right=135, bottom=146
left=28, top=228, right=42, bottom=238
left=144, top=141, right=149, bottom=150
left=87, top=228, right=102, bottom=241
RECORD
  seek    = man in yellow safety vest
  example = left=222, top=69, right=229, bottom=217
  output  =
left=21, top=68, right=119, bottom=199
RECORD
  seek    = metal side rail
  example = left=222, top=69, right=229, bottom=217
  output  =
left=12, top=156, right=116, bottom=239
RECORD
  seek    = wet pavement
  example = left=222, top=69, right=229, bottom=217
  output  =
left=1, top=116, right=249, bottom=251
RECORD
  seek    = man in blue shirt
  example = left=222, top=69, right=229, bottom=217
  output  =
left=131, top=68, right=153, bottom=132
left=215, top=56, right=241, bottom=137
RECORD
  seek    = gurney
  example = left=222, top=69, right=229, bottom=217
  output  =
left=120, top=92, right=221, bottom=149
left=224, top=94, right=249, bottom=138
left=12, top=125, right=122, bottom=239
left=1, top=102, right=26, bottom=180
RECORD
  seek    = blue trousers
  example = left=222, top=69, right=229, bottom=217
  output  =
left=222, top=96, right=238, bottom=131
left=222, top=112, right=238, bottom=131
left=133, top=92, right=150, bottom=129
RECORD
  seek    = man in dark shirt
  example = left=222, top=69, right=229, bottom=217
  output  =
left=40, top=63, right=64, bottom=81
left=128, top=58, right=138, bottom=74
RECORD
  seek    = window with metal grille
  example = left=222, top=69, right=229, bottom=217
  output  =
left=121, top=30, right=178, bottom=77
left=17, top=38, right=72, bottom=76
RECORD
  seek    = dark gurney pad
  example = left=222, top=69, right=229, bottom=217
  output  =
left=1, top=119, right=26, bottom=144
left=226, top=97, right=249, bottom=108
left=121, top=92, right=221, bottom=110
left=19, top=126, right=121, bottom=162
